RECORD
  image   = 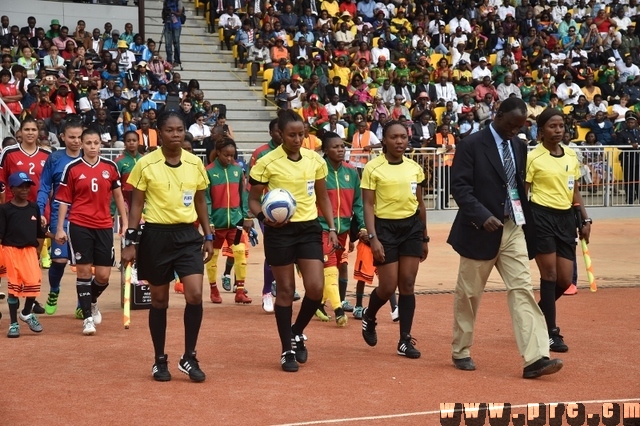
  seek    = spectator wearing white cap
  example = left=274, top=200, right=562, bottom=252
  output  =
left=472, top=57, right=492, bottom=84
left=557, top=75, right=584, bottom=105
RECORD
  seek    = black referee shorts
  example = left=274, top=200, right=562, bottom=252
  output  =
left=374, top=213, right=424, bottom=266
left=531, top=203, right=577, bottom=261
left=263, top=219, right=323, bottom=267
left=137, top=223, right=204, bottom=286
left=68, top=223, right=114, bottom=267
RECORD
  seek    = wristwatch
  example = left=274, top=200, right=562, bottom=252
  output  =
left=423, top=236, right=430, bottom=243
left=582, top=218, right=593, bottom=225
left=367, top=233, right=376, bottom=240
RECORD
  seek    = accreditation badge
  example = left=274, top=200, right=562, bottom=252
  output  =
left=509, top=188, right=526, bottom=225
left=183, top=190, right=194, bottom=207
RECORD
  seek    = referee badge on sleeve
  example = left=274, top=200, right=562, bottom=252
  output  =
left=410, top=181, right=417, bottom=195
left=568, top=175, right=575, bottom=191
left=307, top=180, right=314, bottom=196
left=183, top=190, right=194, bottom=207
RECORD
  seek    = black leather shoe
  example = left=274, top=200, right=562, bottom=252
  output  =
left=523, top=357, right=563, bottom=379
left=452, top=357, right=476, bottom=371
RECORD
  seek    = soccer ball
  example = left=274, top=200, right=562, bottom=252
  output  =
left=262, top=188, right=297, bottom=223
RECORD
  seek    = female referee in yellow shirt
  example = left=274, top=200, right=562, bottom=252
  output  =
left=360, top=120, right=429, bottom=359
left=121, top=111, right=214, bottom=383
left=248, top=109, right=340, bottom=372
left=526, top=108, right=591, bottom=353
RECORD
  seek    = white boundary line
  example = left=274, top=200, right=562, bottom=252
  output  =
left=272, top=398, right=640, bottom=426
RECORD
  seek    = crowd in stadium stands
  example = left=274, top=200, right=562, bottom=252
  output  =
left=214, top=0, right=640, bottom=150
left=1, top=1, right=639, bottom=202
left=0, top=13, right=231, bottom=150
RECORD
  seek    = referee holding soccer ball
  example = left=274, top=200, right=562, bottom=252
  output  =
left=248, top=109, right=339, bottom=372
left=121, top=111, right=214, bottom=383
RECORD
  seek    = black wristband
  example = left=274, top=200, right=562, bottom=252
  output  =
left=256, top=212, right=266, bottom=222
left=125, top=228, right=139, bottom=243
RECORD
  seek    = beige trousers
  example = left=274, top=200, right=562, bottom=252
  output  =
left=451, top=220, right=550, bottom=367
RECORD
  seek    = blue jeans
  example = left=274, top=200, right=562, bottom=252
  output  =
left=164, top=25, right=182, bottom=64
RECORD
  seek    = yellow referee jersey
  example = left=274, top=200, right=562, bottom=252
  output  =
left=526, top=144, right=581, bottom=210
left=361, top=155, right=425, bottom=219
left=249, top=145, right=328, bottom=222
left=127, top=149, right=209, bottom=224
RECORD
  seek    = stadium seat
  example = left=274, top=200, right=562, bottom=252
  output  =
left=430, top=53, right=444, bottom=66
left=563, top=105, right=572, bottom=115
left=488, top=53, right=497, bottom=66
left=372, top=37, right=380, bottom=48
left=194, top=0, right=204, bottom=16
left=262, top=68, right=274, bottom=106
left=607, top=147, right=624, bottom=181
left=369, top=87, right=377, bottom=98
left=531, top=70, right=539, bottom=81
left=574, top=126, right=590, bottom=142
left=433, top=106, right=446, bottom=126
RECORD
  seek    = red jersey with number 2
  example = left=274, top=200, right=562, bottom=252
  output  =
left=55, top=157, right=121, bottom=229
left=0, top=145, right=50, bottom=202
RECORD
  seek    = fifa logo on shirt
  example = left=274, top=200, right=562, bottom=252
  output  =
left=183, top=190, right=194, bottom=207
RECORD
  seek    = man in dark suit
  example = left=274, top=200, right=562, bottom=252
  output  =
left=447, top=97, right=563, bottom=379
left=410, top=109, right=436, bottom=148
left=20, top=16, right=37, bottom=38
left=324, top=76, right=348, bottom=104
left=30, top=28, right=47, bottom=53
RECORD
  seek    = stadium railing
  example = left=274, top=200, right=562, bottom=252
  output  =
left=98, top=146, right=639, bottom=209
left=0, top=99, right=21, bottom=142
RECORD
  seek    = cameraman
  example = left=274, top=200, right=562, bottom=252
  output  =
left=162, top=0, right=185, bottom=70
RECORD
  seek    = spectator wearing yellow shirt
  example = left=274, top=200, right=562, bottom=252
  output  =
left=390, top=8, right=412, bottom=34
left=321, top=0, right=340, bottom=18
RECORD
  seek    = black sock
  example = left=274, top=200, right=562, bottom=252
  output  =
left=149, top=306, right=168, bottom=358
left=224, top=259, right=234, bottom=276
left=274, top=304, right=293, bottom=352
left=22, top=297, right=35, bottom=316
left=555, top=284, right=565, bottom=301
left=338, top=278, right=348, bottom=302
left=292, top=296, right=322, bottom=336
left=365, top=288, right=387, bottom=319
left=389, top=292, right=398, bottom=311
left=184, top=302, right=203, bottom=355
left=334, top=307, right=345, bottom=318
left=355, top=281, right=365, bottom=307
left=398, top=294, right=416, bottom=337
left=91, top=278, right=109, bottom=303
left=8, top=296, right=19, bottom=323
left=76, top=278, right=92, bottom=319
left=538, top=279, right=557, bottom=332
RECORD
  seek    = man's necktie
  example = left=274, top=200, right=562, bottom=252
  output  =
left=501, top=139, right=517, bottom=219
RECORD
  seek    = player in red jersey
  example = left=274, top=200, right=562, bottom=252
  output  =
left=0, top=117, right=50, bottom=203
left=54, top=128, right=128, bottom=335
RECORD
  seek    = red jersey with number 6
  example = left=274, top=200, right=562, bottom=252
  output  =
left=0, top=145, right=50, bottom=202
left=55, top=157, right=121, bottom=229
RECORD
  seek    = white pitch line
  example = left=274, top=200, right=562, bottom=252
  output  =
left=271, top=398, right=640, bottom=426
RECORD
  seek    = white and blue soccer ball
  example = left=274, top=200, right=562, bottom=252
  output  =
left=262, top=188, right=297, bottom=223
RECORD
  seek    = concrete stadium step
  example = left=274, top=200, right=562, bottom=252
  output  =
left=145, top=0, right=273, bottom=148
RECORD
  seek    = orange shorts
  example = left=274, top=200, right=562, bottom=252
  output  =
left=322, top=232, right=348, bottom=268
left=3, top=246, right=42, bottom=297
left=353, top=241, right=376, bottom=285
left=0, top=248, right=7, bottom=278
left=219, top=229, right=250, bottom=258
